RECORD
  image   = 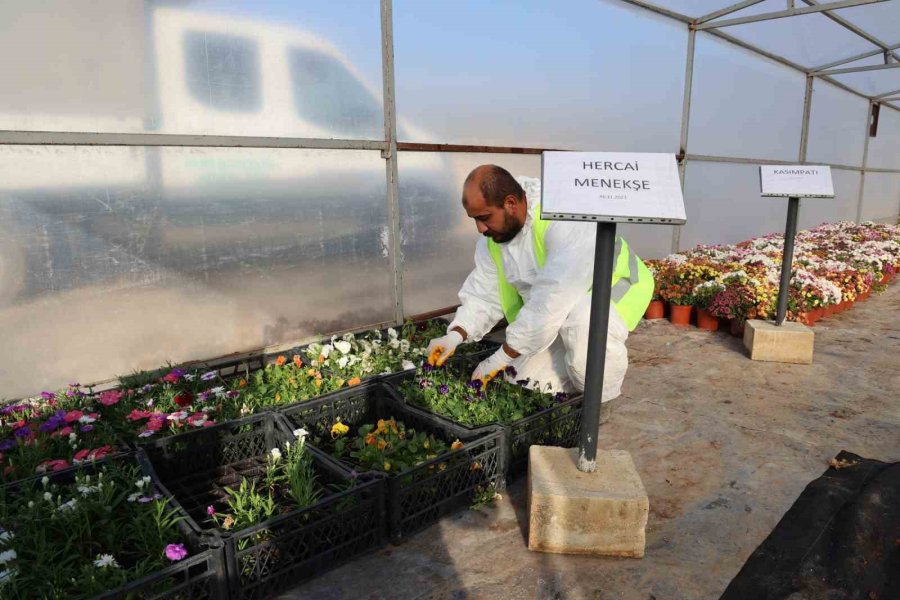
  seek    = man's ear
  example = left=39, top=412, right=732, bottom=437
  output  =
left=504, top=194, right=519, bottom=210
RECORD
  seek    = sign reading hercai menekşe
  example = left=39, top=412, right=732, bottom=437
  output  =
left=540, top=151, right=686, bottom=224
left=759, top=165, right=835, bottom=198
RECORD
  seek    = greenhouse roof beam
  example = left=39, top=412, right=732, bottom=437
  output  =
left=0, top=130, right=390, bottom=150
left=875, top=88, right=900, bottom=98
left=801, top=0, right=900, bottom=65
left=817, top=61, right=900, bottom=75
left=694, top=0, right=888, bottom=30
left=812, top=44, right=900, bottom=72
left=695, top=0, right=767, bottom=25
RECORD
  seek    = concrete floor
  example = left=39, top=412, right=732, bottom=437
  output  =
left=282, top=284, right=900, bottom=600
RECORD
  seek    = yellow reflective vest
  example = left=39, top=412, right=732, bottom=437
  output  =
left=486, top=206, right=653, bottom=331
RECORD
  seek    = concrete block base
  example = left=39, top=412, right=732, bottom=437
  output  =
left=743, top=319, right=814, bottom=364
left=527, top=446, right=648, bottom=558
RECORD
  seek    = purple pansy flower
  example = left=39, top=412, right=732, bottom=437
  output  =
left=438, top=384, right=449, bottom=395
left=200, top=371, right=217, bottom=381
left=0, top=439, right=15, bottom=451
left=504, top=365, right=517, bottom=377
left=80, top=425, right=94, bottom=433
left=207, top=505, right=216, bottom=516
left=13, top=427, right=31, bottom=438
left=40, top=392, right=55, bottom=400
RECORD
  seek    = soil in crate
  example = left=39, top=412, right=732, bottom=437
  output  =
left=277, top=382, right=504, bottom=541
left=386, top=361, right=584, bottom=478
left=141, top=413, right=383, bottom=600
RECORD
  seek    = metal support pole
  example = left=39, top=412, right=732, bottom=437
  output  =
left=577, top=222, right=616, bottom=473
left=775, top=197, right=800, bottom=326
left=381, top=0, right=404, bottom=325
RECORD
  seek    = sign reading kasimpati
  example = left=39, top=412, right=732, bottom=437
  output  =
left=541, top=152, right=686, bottom=224
left=759, top=165, right=835, bottom=198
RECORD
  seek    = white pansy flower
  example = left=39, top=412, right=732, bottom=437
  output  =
left=337, top=356, right=349, bottom=369
left=387, top=328, right=398, bottom=339
left=293, top=428, right=309, bottom=439
left=210, top=387, right=226, bottom=397
left=401, top=360, right=416, bottom=370
left=0, top=531, right=12, bottom=544
left=388, top=339, right=400, bottom=350
left=127, top=492, right=141, bottom=502
left=0, top=550, right=15, bottom=565
left=270, top=448, right=282, bottom=461
left=58, top=499, right=77, bottom=512
left=334, top=340, right=352, bottom=355
left=93, top=554, right=119, bottom=568
left=79, top=415, right=96, bottom=424
left=320, top=344, right=333, bottom=359
left=342, top=332, right=355, bottom=342
left=399, top=340, right=410, bottom=353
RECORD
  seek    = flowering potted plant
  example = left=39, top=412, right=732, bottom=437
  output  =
left=141, top=413, right=382, bottom=598
left=390, top=362, right=582, bottom=476
left=276, top=383, right=503, bottom=540
left=0, top=386, right=124, bottom=483
left=692, top=281, right=725, bottom=331
left=0, top=457, right=219, bottom=598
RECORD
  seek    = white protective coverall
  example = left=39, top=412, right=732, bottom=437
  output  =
left=448, top=176, right=629, bottom=400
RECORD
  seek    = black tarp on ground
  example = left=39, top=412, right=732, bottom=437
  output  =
left=720, top=450, right=899, bottom=600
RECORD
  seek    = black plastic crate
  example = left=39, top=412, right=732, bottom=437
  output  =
left=276, top=382, right=504, bottom=541
left=1, top=452, right=227, bottom=600
left=384, top=364, right=585, bottom=479
left=140, top=413, right=384, bottom=600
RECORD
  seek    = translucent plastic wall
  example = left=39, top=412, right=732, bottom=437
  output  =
left=1, top=0, right=899, bottom=396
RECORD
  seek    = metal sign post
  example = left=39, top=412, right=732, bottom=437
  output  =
left=541, top=151, right=686, bottom=474
left=774, top=197, right=800, bottom=326
left=576, top=221, right=618, bottom=471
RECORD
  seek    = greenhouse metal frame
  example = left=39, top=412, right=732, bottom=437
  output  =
left=1, top=0, right=899, bottom=396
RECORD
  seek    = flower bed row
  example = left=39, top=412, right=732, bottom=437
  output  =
left=0, top=319, right=512, bottom=598
left=645, top=221, right=900, bottom=330
left=0, top=318, right=497, bottom=485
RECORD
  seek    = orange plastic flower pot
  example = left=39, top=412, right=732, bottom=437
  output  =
left=669, top=304, right=692, bottom=326
left=644, top=300, right=665, bottom=320
left=696, top=308, right=719, bottom=331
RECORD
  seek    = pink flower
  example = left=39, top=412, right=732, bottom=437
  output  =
left=57, top=426, right=74, bottom=437
left=164, top=543, right=188, bottom=561
left=162, top=369, right=185, bottom=384
left=73, top=448, right=91, bottom=463
left=37, top=459, right=70, bottom=473
left=99, top=390, right=124, bottom=407
left=64, top=410, right=84, bottom=423
left=127, top=409, right=153, bottom=421
left=206, top=505, right=216, bottom=516
left=88, top=445, right=113, bottom=461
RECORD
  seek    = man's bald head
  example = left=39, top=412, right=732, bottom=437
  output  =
left=462, top=165, right=525, bottom=208
left=461, top=165, right=528, bottom=244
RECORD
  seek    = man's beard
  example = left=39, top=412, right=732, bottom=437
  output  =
left=487, top=210, right=525, bottom=243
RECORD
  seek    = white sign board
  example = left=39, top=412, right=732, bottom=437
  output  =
left=540, top=151, right=686, bottom=224
left=759, top=165, right=835, bottom=198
